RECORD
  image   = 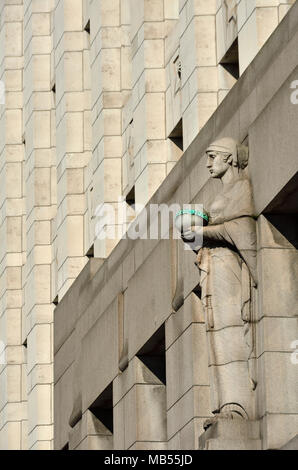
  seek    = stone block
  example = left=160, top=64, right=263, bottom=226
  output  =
left=30, top=440, right=52, bottom=450
left=164, top=0, right=179, bottom=19
left=261, top=413, right=298, bottom=449
left=167, top=386, right=211, bottom=440
left=181, top=16, right=216, bottom=86
left=0, top=309, right=21, bottom=345
left=28, top=363, right=53, bottom=391
left=256, top=316, right=298, bottom=358
left=199, top=419, right=262, bottom=450
left=238, top=10, right=258, bottom=74
left=123, top=383, right=167, bottom=449
left=5, top=110, right=22, bottom=144
left=65, top=113, right=84, bottom=152
left=69, top=409, right=113, bottom=450
left=27, top=324, right=52, bottom=373
left=76, top=434, right=113, bottom=450
left=0, top=422, right=21, bottom=450
left=256, top=7, right=279, bottom=50
left=166, top=292, right=204, bottom=349
left=258, top=248, right=298, bottom=318
left=101, top=48, right=121, bottom=92
left=81, top=300, right=119, bottom=411
left=126, top=241, right=172, bottom=359
left=54, top=365, right=73, bottom=450
left=28, top=424, right=53, bottom=449
left=5, top=22, right=22, bottom=57
left=257, top=351, right=298, bottom=416
left=0, top=365, right=21, bottom=409
left=114, top=356, right=163, bottom=405
left=129, top=441, right=167, bottom=450
left=166, top=324, right=209, bottom=409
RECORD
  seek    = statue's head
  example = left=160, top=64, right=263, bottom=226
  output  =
left=206, top=137, right=248, bottom=179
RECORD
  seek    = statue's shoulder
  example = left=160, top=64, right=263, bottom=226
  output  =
left=223, top=177, right=251, bottom=199
left=233, top=176, right=251, bottom=190
left=223, top=177, right=255, bottom=219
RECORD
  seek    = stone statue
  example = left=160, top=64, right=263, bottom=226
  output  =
left=180, top=138, right=258, bottom=429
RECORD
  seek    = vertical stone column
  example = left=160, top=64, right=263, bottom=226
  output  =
left=113, top=357, right=167, bottom=450
left=130, top=0, right=167, bottom=206
left=180, top=0, right=218, bottom=149
left=164, top=0, right=184, bottom=168
left=82, top=0, right=94, bottom=257
left=236, top=0, right=296, bottom=74
left=23, top=0, right=55, bottom=450
left=54, top=0, right=91, bottom=299
left=121, top=0, right=134, bottom=201
left=89, top=0, right=123, bottom=258
left=256, top=216, right=298, bottom=449
left=166, top=293, right=211, bottom=449
left=0, top=0, right=26, bottom=450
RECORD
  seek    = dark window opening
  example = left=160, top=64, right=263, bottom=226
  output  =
left=220, top=38, right=239, bottom=80
left=89, top=383, right=113, bottom=433
left=264, top=172, right=298, bottom=217
left=137, top=324, right=166, bottom=385
left=193, top=283, right=202, bottom=299
left=264, top=214, right=298, bottom=249
left=169, top=119, right=183, bottom=152
left=125, top=185, right=135, bottom=209
left=84, top=19, right=90, bottom=34
left=86, top=244, right=94, bottom=258
left=51, top=83, right=56, bottom=107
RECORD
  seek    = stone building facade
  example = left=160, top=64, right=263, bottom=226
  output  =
left=0, top=0, right=297, bottom=450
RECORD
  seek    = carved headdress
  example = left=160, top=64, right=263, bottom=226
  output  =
left=206, top=137, right=249, bottom=170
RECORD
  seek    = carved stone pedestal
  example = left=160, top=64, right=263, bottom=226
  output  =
left=199, top=419, right=262, bottom=450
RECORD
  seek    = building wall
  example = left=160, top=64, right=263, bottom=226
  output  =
left=54, top=2, right=298, bottom=450
left=0, top=0, right=26, bottom=450
left=0, top=0, right=296, bottom=450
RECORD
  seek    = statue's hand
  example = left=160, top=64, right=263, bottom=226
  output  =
left=180, top=226, right=204, bottom=252
left=181, top=227, right=195, bottom=243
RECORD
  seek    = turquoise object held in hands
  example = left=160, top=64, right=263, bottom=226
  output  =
left=175, top=209, right=209, bottom=224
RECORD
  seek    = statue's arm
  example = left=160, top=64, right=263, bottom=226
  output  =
left=203, top=225, right=233, bottom=244
left=181, top=223, right=235, bottom=250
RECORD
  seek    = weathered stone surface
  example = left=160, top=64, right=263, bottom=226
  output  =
left=280, top=434, right=298, bottom=450
left=1, top=0, right=297, bottom=451
left=125, top=240, right=172, bottom=360
left=69, top=410, right=113, bottom=450
left=199, top=419, right=262, bottom=450
left=166, top=324, right=209, bottom=409
left=165, top=292, right=204, bottom=349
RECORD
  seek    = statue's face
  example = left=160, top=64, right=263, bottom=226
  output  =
left=206, top=151, right=230, bottom=179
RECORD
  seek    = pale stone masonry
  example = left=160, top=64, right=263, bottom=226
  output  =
left=0, top=0, right=297, bottom=450
left=0, top=0, right=26, bottom=450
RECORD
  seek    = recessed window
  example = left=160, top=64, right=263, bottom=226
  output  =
left=137, top=324, right=166, bottom=385
left=220, top=38, right=239, bottom=80
left=84, top=19, right=90, bottom=34
left=89, top=383, right=113, bottom=433
left=169, top=118, right=183, bottom=152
